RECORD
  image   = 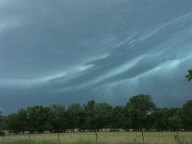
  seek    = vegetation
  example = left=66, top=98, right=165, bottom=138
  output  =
left=181, top=100, right=192, bottom=130
left=0, top=71, right=191, bottom=144
left=186, top=69, right=192, bottom=81
left=0, top=94, right=192, bottom=134
left=126, top=94, right=156, bottom=129
left=0, top=111, right=5, bottom=136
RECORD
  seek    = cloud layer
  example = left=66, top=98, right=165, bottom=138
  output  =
left=0, top=0, right=192, bottom=114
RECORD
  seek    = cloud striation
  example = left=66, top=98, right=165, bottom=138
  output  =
left=0, top=0, right=192, bottom=114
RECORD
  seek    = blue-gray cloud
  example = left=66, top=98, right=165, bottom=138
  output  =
left=0, top=0, right=192, bottom=114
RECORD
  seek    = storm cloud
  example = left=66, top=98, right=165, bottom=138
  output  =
left=0, top=0, right=192, bottom=114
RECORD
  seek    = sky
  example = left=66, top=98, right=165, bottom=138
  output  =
left=0, top=0, right=192, bottom=114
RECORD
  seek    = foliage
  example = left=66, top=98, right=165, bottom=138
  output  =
left=0, top=111, right=4, bottom=136
left=93, top=102, right=112, bottom=130
left=67, top=103, right=82, bottom=132
left=126, top=94, right=156, bottom=129
left=181, top=100, right=192, bottom=130
left=50, top=104, right=66, bottom=132
left=0, top=110, right=2, bottom=130
left=8, top=109, right=27, bottom=133
left=26, top=106, right=53, bottom=133
left=3, top=94, right=192, bottom=133
left=186, top=69, right=192, bottom=81
left=152, top=108, right=183, bottom=130
left=111, top=106, right=131, bottom=129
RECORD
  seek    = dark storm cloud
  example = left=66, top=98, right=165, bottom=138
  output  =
left=0, top=0, right=111, bottom=79
left=0, top=0, right=192, bottom=114
left=45, top=12, right=192, bottom=88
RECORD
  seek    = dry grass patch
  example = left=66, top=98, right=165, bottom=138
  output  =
left=0, top=132, right=192, bottom=144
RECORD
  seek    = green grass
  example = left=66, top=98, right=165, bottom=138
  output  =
left=0, top=140, right=138, bottom=144
left=0, top=132, right=192, bottom=144
left=0, top=140, right=59, bottom=144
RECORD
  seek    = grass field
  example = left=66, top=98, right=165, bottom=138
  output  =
left=0, top=132, right=192, bottom=144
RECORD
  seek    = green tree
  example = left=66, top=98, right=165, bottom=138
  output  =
left=111, top=106, right=131, bottom=129
left=83, top=101, right=113, bottom=131
left=152, top=108, right=182, bottom=130
left=0, top=111, right=2, bottom=130
left=82, top=100, right=96, bottom=131
left=127, top=94, right=156, bottom=129
left=93, top=102, right=112, bottom=131
left=186, top=69, right=192, bottom=81
left=181, top=100, right=192, bottom=130
left=8, top=109, right=27, bottom=134
left=168, top=109, right=182, bottom=130
left=26, top=106, right=53, bottom=133
left=67, top=103, right=82, bottom=132
left=0, top=111, right=4, bottom=136
left=50, top=104, right=66, bottom=133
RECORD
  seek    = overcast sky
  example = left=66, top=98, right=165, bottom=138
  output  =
left=0, top=0, right=192, bottom=114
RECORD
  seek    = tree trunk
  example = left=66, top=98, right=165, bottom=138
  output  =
left=57, top=132, right=61, bottom=144
left=141, top=129, right=144, bottom=144
left=29, top=133, right=31, bottom=143
left=95, top=130, right=98, bottom=143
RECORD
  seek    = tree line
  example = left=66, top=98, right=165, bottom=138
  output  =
left=0, top=94, right=192, bottom=134
left=0, top=69, right=191, bottom=134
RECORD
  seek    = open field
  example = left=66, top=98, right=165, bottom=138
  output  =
left=0, top=132, right=192, bottom=144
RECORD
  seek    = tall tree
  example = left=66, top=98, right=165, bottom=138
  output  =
left=26, top=106, right=53, bottom=133
left=93, top=102, right=112, bottom=131
left=181, top=100, right=192, bottom=130
left=67, top=103, right=82, bottom=132
left=0, top=111, right=2, bottom=130
left=152, top=108, right=182, bottom=131
left=50, top=104, right=66, bottom=133
left=0, top=111, right=4, bottom=136
left=82, top=100, right=96, bottom=131
left=111, top=106, right=131, bottom=129
left=8, top=109, right=27, bottom=134
left=127, top=94, right=156, bottom=129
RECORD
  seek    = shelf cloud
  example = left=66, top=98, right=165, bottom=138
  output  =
left=0, top=0, right=192, bottom=114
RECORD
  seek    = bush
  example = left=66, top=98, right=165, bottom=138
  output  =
left=0, top=130, right=5, bottom=136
